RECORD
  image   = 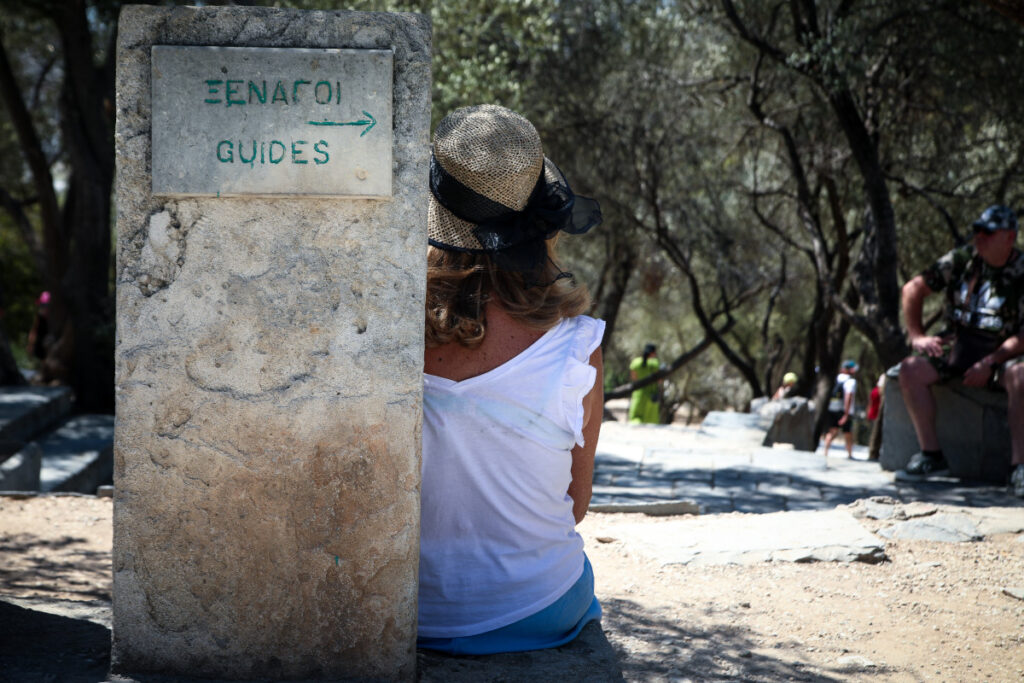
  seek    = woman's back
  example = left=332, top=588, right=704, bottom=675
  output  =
left=419, top=311, right=604, bottom=638
left=417, top=103, right=605, bottom=654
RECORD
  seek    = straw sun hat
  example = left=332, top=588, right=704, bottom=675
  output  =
left=427, top=104, right=601, bottom=277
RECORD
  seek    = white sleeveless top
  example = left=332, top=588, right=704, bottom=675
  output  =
left=418, top=315, right=605, bottom=638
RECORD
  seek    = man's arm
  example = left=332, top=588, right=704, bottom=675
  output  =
left=838, top=382, right=855, bottom=425
left=963, top=330, right=1024, bottom=387
left=902, top=275, right=944, bottom=357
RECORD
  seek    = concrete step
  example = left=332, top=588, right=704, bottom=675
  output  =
left=0, top=442, right=42, bottom=491
left=38, top=414, right=114, bottom=494
left=0, top=386, right=73, bottom=451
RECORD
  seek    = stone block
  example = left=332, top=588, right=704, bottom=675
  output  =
left=0, top=443, right=41, bottom=491
left=113, top=6, right=429, bottom=680
left=39, top=415, right=114, bottom=494
left=418, top=621, right=623, bottom=682
left=0, top=386, right=72, bottom=445
left=759, top=397, right=815, bottom=452
left=880, top=368, right=1010, bottom=482
left=878, top=513, right=983, bottom=543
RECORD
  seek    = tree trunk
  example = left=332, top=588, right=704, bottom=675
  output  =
left=0, top=327, right=26, bottom=386
left=0, top=1, right=116, bottom=411
left=828, top=92, right=906, bottom=367
left=590, top=239, right=634, bottom=351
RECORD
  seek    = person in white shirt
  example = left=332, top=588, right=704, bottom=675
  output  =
left=822, top=360, right=859, bottom=458
left=418, top=104, right=606, bottom=654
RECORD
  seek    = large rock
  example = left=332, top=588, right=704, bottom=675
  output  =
left=113, top=6, right=429, bottom=680
left=757, top=397, right=815, bottom=452
left=880, top=367, right=1010, bottom=482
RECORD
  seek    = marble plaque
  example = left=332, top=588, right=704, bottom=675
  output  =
left=152, top=46, right=393, bottom=197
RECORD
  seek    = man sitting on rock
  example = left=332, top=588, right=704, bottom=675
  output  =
left=898, top=204, right=1024, bottom=497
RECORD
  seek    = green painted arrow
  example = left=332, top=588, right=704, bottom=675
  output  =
left=307, top=111, right=377, bottom=137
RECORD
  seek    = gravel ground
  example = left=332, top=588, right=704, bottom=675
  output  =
left=582, top=510, right=1024, bottom=682
left=2, top=495, right=1024, bottom=681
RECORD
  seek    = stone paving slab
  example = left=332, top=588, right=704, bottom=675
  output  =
left=878, top=512, right=983, bottom=543
left=418, top=621, right=623, bottom=682
left=612, top=509, right=886, bottom=565
left=0, top=386, right=72, bottom=447
left=39, top=415, right=114, bottom=493
left=592, top=420, right=1023, bottom=514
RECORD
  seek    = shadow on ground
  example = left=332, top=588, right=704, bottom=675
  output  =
left=418, top=621, right=623, bottom=681
left=0, top=533, right=111, bottom=601
left=594, top=452, right=1022, bottom=514
left=0, top=600, right=111, bottom=682
left=602, top=597, right=897, bottom=681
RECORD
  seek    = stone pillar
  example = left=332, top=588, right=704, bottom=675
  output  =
left=112, top=6, right=429, bottom=680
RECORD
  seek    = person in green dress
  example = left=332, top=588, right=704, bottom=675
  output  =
left=628, top=343, right=661, bottom=424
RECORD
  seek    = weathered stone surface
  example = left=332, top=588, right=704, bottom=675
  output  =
left=0, top=386, right=72, bottom=446
left=847, top=497, right=897, bottom=521
left=588, top=500, right=700, bottom=516
left=39, top=415, right=114, bottom=494
left=878, top=513, right=983, bottom=543
left=418, top=622, right=624, bottom=682
left=758, top=397, right=815, bottom=452
left=962, top=507, right=1024, bottom=536
left=880, top=367, right=1010, bottom=482
left=901, top=502, right=938, bottom=519
left=113, top=6, right=429, bottom=680
left=0, top=443, right=41, bottom=491
left=614, top=509, right=886, bottom=566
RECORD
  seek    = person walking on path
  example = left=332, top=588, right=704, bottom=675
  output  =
left=866, top=374, right=885, bottom=461
left=772, top=371, right=799, bottom=400
left=628, top=343, right=661, bottom=424
left=822, top=360, right=858, bottom=458
left=898, top=204, right=1024, bottom=497
left=418, top=104, right=606, bottom=654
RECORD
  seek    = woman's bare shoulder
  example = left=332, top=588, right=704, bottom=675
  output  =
left=424, top=303, right=547, bottom=381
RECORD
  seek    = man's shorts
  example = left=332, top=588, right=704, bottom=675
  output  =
left=827, top=410, right=852, bottom=433
left=918, top=349, right=1022, bottom=391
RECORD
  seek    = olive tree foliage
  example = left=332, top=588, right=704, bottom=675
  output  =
left=266, top=1, right=1024, bottom=423
left=0, top=0, right=118, bottom=408
left=288, top=0, right=560, bottom=127
left=514, top=0, right=797, bottom=410
left=700, top=0, right=1024, bottom=432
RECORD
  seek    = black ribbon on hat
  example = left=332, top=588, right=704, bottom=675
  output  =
left=429, top=153, right=602, bottom=283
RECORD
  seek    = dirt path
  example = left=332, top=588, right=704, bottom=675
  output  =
left=2, top=495, right=1023, bottom=681
left=581, top=511, right=1024, bottom=681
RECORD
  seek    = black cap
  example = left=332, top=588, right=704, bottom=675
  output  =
left=972, top=204, right=1018, bottom=233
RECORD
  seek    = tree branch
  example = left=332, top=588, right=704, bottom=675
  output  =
left=0, top=34, right=64, bottom=283
left=0, top=186, right=46, bottom=277
left=604, top=318, right=735, bottom=400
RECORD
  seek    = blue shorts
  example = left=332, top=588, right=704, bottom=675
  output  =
left=417, top=554, right=601, bottom=655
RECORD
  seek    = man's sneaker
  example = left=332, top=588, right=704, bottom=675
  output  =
left=1011, top=464, right=1024, bottom=498
left=904, top=452, right=950, bottom=477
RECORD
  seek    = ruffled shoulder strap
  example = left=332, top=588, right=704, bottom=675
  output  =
left=560, top=315, right=605, bottom=447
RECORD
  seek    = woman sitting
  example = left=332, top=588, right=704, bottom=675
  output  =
left=418, top=104, right=605, bottom=655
